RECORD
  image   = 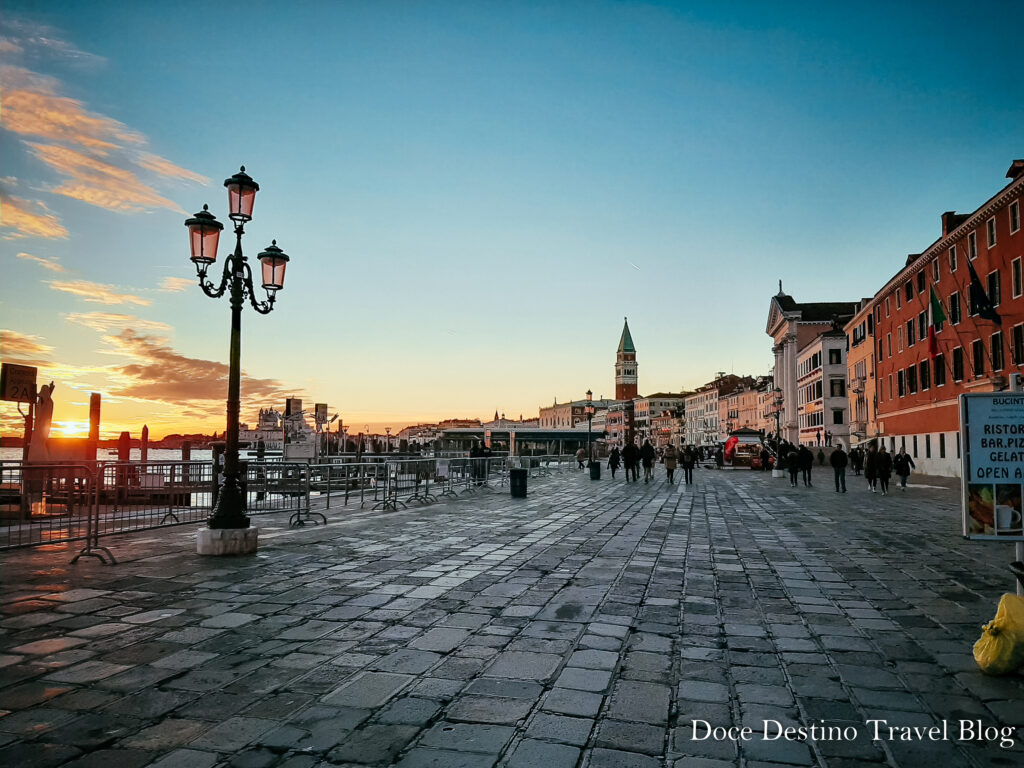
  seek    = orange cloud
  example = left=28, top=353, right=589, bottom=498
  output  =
left=0, top=190, right=68, bottom=239
left=159, top=276, right=194, bottom=293
left=103, top=329, right=297, bottom=407
left=64, top=312, right=171, bottom=333
left=137, top=153, right=209, bottom=185
left=16, top=251, right=65, bottom=271
left=29, top=143, right=186, bottom=214
left=49, top=279, right=151, bottom=306
left=0, top=328, right=53, bottom=365
left=1, top=68, right=143, bottom=152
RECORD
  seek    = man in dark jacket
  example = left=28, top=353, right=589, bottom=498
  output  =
left=681, top=445, right=696, bottom=484
left=893, top=449, right=916, bottom=490
left=786, top=449, right=800, bottom=487
left=640, top=439, right=656, bottom=483
left=798, top=445, right=814, bottom=487
left=830, top=444, right=848, bottom=493
left=623, top=441, right=641, bottom=482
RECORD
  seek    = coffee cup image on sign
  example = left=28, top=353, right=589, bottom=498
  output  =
left=994, top=485, right=1023, bottom=533
left=967, top=484, right=995, bottom=534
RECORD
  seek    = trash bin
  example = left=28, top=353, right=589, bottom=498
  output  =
left=589, top=461, right=601, bottom=480
left=510, top=468, right=528, bottom=498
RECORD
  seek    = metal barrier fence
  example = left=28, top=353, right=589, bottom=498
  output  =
left=0, top=455, right=574, bottom=560
left=0, top=460, right=308, bottom=557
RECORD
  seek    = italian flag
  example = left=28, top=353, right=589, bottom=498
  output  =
left=928, top=286, right=947, bottom=359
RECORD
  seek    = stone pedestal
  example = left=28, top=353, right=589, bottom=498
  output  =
left=197, top=527, right=258, bottom=556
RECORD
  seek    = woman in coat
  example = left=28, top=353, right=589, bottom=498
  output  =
left=876, top=446, right=893, bottom=496
left=663, top=444, right=677, bottom=484
left=864, top=445, right=878, bottom=492
left=640, top=439, right=656, bottom=483
left=681, top=446, right=696, bottom=484
left=893, top=449, right=915, bottom=490
left=608, top=446, right=621, bottom=478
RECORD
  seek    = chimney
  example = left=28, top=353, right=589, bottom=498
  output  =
left=1006, top=159, right=1024, bottom=180
left=941, top=211, right=970, bottom=237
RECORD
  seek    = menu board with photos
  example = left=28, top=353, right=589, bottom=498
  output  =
left=961, top=392, right=1024, bottom=541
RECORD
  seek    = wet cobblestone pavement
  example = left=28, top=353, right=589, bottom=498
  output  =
left=2, top=466, right=1022, bottom=768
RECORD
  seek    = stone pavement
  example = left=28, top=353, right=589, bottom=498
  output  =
left=1, top=465, right=1022, bottom=768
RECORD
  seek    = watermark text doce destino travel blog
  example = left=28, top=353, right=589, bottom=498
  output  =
left=689, top=719, right=1017, bottom=749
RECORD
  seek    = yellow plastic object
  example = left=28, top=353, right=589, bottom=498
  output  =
left=973, top=594, right=1024, bottom=675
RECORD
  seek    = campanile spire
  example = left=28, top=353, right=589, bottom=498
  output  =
left=615, top=317, right=638, bottom=400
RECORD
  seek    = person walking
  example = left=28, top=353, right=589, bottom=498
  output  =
left=893, top=448, right=915, bottom=490
left=681, top=445, right=696, bottom=485
left=830, top=443, right=848, bottom=493
left=798, top=444, right=814, bottom=487
left=608, top=446, right=621, bottom=479
left=663, top=444, right=677, bottom=484
left=786, top=448, right=800, bottom=487
left=876, top=446, right=893, bottom=496
left=850, top=447, right=862, bottom=476
left=623, top=441, right=640, bottom=482
left=575, top=447, right=586, bottom=470
left=640, top=439, right=656, bottom=483
left=817, top=448, right=826, bottom=466
left=864, top=444, right=878, bottom=492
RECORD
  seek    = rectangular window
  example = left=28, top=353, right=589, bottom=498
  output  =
left=898, top=326, right=904, bottom=352
left=918, top=310, right=928, bottom=341
left=957, top=431, right=961, bottom=459
left=907, top=365, right=918, bottom=394
left=1014, top=324, right=1024, bottom=366
left=969, top=230, right=978, bottom=259
left=920, top=360, right=930, bottom=390
left=886, top=295, right=891, bottom=316
left=897, top=370, right=906, bottom=397
left=950, top=292, right=961, bottom=324
left=887, top=333, right=892, bottom=357
left=934, top=354, right=946, bottom=387
left=1011, top=200, right=1021, bottom=234
left=926, top=434, right=931, bottom=459
left=987, top=216, right=997, bottom=248
left=913, top=435, right=918, bottom=459
left=1013, top=258, right=1022, bottom=299
left=906, top=319, right=915, bottom=347
left=988, top=270, right=1001, bottom=306
left=896, top=289, right=901, bottom=309
left=900, top=436, right=905, bottom=452
left=828, top=348, right=842, bottom=365
left=888, top=373, right=893, bottom=399
left=949, top=245, right=958, bottom=272
left=992, top=332, right=1004, bottom=371
left=905, top=281, right=914, bottom=301
left=829, top=379, right=846, bottom=397
left=917, top=270, right=926, bottom=294
left=953, top=347, right=964, bottom=381
left=939, top=433, right=946, bottom=459
left=932, top=258, right=940, bottom=282
left=832, top=409, right=844, bottom=425
left=973, top=339, right=985, bottom=377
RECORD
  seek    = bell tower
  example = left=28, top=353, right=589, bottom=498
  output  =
left=615, top=317, right=638, bottom=401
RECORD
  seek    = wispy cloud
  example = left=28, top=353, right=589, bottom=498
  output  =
left=64, top=312, right=171, bottom=333
left=103, top=329, right=295, bottom=407
left=0, top=18, right=106, bottom=67
left=2, top=66, right=142, bottom=152
left=29, top=143, right=186, bottom=214
left=0, top=188, right=69, bottom=239
left=16, top=250, right=65, bottom=271
left=159, top=276, right=194, bottom=293
left=0, top=328, right=53, bottom=365
left=137, top=153, right=209, bottom=185
left=49, top=279, right=151, bottom=306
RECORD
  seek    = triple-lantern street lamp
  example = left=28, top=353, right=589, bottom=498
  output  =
left=584, top=389, right=596, bottom=464
left=772, top=387, right=783, bottom=445
left=184, top=167, right=291, bottom=530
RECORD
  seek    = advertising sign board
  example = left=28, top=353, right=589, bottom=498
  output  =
left=961, top=392, right=1024, bottom=541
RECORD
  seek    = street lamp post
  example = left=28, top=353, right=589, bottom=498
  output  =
left=385, top=426, right=391, bottom=453
left=772, top=387, right=783, bottom=446
left=584, top=389, right=595, bottom=465
left=185, top=167, right=291, bottom=541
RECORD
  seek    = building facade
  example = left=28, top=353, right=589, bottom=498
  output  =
left=766, top=289, right=858, bottom=444
left=844, top=299, right=877, bottom=449
left=795, top=330, right=850, bottom=447
left=872, top=159, right=1024, bottom=476
left=634, top=393, right=687, bottom=440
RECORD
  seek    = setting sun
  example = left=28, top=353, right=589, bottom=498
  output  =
left=55, top=421, right=87, bottom=437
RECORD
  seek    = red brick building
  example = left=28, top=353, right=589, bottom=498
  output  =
left=873, top=159, right=1024, bottom=476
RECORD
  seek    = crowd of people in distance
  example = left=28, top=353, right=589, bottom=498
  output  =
left=576, top=433, right=919, bottom=496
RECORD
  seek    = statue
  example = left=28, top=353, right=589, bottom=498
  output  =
left=26, top=381, right=55, bottom=463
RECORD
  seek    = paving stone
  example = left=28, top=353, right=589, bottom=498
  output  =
left=588, top=747, right=661, bottom=768
left=188, top=716, right=277, bottom=751
left=393, top=748, right=496, bottom=768
left=447, top=695, right=534, bottom=724
left=419, top=721, right=514, bottom=753
left=378, top=696, right=443, bottom=725
left=607, top=680, right=670, bottom=724
left=145, top=748, right=219, bottom=768
left=507, top=738, right=580, bottom=768
left=322, top=671, right=415, bottom=708
left=327, top=724, right=419, bottom=764
left=526, top=712, right=593, bottom=745
left=409, top=627, right=472, bottom=652
left=484, top=651, right=561, bottom=680
left=594, top=719, right=665, bottom=755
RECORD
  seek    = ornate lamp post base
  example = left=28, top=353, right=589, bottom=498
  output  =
left=197, top=527, right=259, bottom=556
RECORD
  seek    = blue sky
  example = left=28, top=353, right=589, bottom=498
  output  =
left=2, top=0, right=1021, bottom=437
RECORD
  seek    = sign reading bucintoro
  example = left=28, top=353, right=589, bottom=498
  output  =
left=961, top=393, right=1024, bottom=541
left=0, top=363, right=37, bottom=403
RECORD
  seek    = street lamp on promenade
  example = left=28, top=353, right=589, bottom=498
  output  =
left=772, top=387, right=783, bottom=446
left=185, top=167, right=291, bottom=541
left=385, top=426, right=391, bottom=453
left=584, top=389, right=595, bottom=465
